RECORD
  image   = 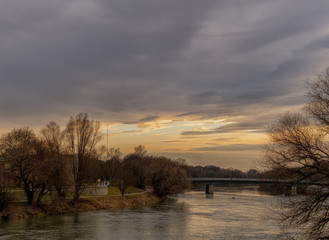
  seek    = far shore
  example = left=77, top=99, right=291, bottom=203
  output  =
left=0, top=192, right=163, bottom=222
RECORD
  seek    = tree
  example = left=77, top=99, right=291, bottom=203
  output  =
left=263, top=69, right=329, bottom=239
left=123, top=149, right=148, bottom=190
left=104, top=147, right=122, bottom=180
left=116, top=163, right=135, bottom=196
left=134, top=145, right=147, bottom=157
left=63, top=113, right=103, bottom=201
left=40, top=121, right=67, bottom=198
left=0, top=128, right=50, bottom=205
left=150, top=156, right=190, bottom=197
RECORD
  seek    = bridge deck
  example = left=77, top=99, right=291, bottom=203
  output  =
left=190, top=178, right=287, bottom=184
left=189, top=178, right=327, bottom=185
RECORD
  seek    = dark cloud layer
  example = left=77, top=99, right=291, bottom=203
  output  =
left=0, top=0, right=329, bottom=127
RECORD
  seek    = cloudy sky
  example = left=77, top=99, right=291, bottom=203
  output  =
left=1, top=0, right=329, bottom=169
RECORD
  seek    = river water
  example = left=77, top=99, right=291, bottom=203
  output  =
left=0, top=186, right=282, bottom=240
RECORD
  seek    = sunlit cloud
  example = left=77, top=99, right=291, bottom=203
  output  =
left=191, top=144, right=261, bottom=152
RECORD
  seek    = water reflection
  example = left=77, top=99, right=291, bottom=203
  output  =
left=0, top=186, right=282, bottom=240
left=206, top=194, right=213, bottom=199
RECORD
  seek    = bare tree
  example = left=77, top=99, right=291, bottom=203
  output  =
left=0, top=128, right=50, bottom=205
left=263, top=68, right=329, bottom=239
left=116, top=163, right=135, bottom=196
left=123, top=151, right=147, bottom=190
left=104, top=147, right=122, bottom=180
left=63, top=113, right=103, bottom=201
left=134, top=145, right=147, bottom=157
left=40, top=121, right=67, bottom=198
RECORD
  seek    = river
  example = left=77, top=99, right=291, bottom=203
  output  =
left=0, top=186, right=282, bottom=240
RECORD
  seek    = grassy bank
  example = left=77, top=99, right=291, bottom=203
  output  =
left=0, top=192, right=162, bottom=222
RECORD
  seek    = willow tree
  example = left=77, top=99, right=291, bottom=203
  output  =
left=63, top=113, right=103, bottom=201
left=264, top=69, right=329, bottom=239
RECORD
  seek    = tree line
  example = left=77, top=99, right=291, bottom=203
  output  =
left=0, top=113, right=189, bottom=209
left=0, top=112, right=266, bottom=211
left=89, top=145, right=190, bottom=198
left=0, top=112, right=267, bottom=212
left=184, top=165, right=263, bottom=179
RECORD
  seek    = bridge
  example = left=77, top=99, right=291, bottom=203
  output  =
left=190, top=178, right=327, bottom=195
left=190, top=178, right=289, bottom=184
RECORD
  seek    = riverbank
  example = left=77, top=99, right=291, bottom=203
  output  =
left=0, top=192, right=162, bottom=222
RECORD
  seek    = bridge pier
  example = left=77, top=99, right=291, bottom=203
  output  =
left=206, top=184, right=214, bottom=194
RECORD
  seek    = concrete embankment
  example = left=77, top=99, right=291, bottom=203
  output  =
left=0, top=192, right=162, bottom=221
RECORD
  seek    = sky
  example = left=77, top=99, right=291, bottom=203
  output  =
left=1, top=0, right=329, bottom=170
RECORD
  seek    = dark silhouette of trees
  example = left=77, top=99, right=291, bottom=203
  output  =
left=0, top=114, right=258, bottom=207
left=122, top=153, right=147, bottom=190
left=103, top=148, right=122, bottom=180
left=63, top=113, right=103, bottom=201
left=0, top=128, right=50, bottom=205
left=150, top=157, right=190, bottom=197
left=108, top=146, right=189, bottom=197
left=40, top=121, right=68, bottom=198
left=263, top=68, right=329, bottom=240
left=134, top=145, right=147, bottom=157
left=0, top=116, right=190, bottom=205
left=116, top=163, right=135, bottom=196
left=116, top=145, right=150, bottom=192
left=184, top=164, right=261, bottom=179
left=0, top=115, right=105, bottom=205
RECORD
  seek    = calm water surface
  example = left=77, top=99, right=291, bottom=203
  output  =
left=0, top=186, right=282, bottom=240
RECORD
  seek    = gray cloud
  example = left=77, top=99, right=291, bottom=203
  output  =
left=181, top=118, right=267, bottom=135
left=122, top=115, right=159, bottom=125
left=180, top=123, right=254, bottom=136
left=0, top=0, right=329, bottom=129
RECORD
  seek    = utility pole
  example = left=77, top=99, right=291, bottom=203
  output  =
left=107, top=123, right=109, bottom=159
